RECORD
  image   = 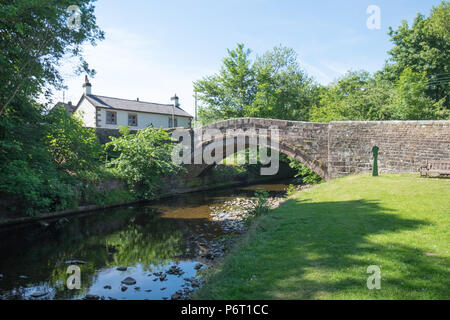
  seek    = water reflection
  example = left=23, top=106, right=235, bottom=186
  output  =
left=0, top=180, right=290, bottom=300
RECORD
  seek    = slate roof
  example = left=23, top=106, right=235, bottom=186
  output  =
left=84, top=94, right=193, bottom=118
left=54, top=101, right=75, bottom=114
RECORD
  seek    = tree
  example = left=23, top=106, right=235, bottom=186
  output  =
left=45, top=107, right=102, bottom=173
left=194, top=44, right=318, bottom=124
left=0, top=0, right=104, bottom=116
left=106, top=127, right=182, bottom=199
left=251, top=46, right=318, bottom=120
left=310, top=69, right=448, bottom=122
left=310, top=71, right=393, bottom=122
left=0, top=1, right=104, bottom=215
left=379, top=1, right=450, bottom=108
left=194, top=43, right=255, bottom=123
left=388, top=67, right=448, bottom=120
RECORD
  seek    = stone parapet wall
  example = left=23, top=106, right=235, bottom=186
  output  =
left=93, top=119, right=450, bottom=180
left=328, top=120, right=450, bottom=178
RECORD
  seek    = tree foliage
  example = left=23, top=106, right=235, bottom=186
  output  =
left=194, top=44, right=318, bottom=124
left=106, top=127, right=182, bottom=200
left=45, top=107, right=102, bottom=173
left=310, top=69, right=448, bottom=122
left=379, top=1, right=450, bottom=108
left=0, top=0, right=104, bottom=215
left=0, top=0, right=104, bottom=116
left=310, top=71, right=393, bottom=122
left=0, top=104, right=104, bottom=215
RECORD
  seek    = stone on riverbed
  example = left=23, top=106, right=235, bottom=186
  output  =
left=65, top=260, right=86, bottom=265
left=166, top=265, right=184, bottom=276
left=121, top=277, right=136, bottom=285
left=116, top=267, right=127, bottom=271
left=84, top=294, right=99, bottom=300
left=194, top=263, right=203, bottom=270
left=171, top=290, right=183, bottom=300
left=31, top=291, right=48, bottom=298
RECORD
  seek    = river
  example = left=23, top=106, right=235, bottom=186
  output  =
left=0, top=179, right=292, bottom=300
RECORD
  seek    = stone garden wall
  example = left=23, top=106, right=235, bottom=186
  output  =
left=328, top=121, right=450, bottom=178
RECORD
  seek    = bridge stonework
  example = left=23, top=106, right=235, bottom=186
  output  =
left=328, top=120, right=450, bottom=178
left=195, top=118, right=450, bottom=180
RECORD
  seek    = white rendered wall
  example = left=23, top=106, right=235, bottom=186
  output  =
left=97, top=108, right=190, bottom=129
left=74, top=97, right=96, bottom=127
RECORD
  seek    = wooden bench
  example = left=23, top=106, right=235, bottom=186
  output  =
left=419, top=160, right=450, bottom=178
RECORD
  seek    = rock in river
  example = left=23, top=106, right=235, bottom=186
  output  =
left=121, top=276, right=136, bottom=285
left=194, top=263, right=203, bottom=270
left=65, top=260, right=86, bottom=265
left=85, top=294, right=99, bottom=300
left=116, top=267, right=127, bottom=271
left=31, top=292, right=48, bottom=298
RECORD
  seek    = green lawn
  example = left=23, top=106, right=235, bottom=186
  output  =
left=195, top=174, right=450, bottom=300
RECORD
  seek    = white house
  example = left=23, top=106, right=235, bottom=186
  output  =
left=72, top=76, right=193, bottom=129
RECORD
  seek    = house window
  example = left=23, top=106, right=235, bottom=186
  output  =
left=169, top=117, right=177, bottom=128
left=106, top=111, right=117, bottom=124
left=128, top=113, right=138, bottom=126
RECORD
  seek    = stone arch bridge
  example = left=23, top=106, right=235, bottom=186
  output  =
left=169, top=118, right=450, bottom=180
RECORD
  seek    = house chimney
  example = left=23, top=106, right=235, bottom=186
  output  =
left=83, top=75, right=92, bottom=95
left=170, top=94, right=180, bottom=108
left=67, top=101, right=73, bottom=114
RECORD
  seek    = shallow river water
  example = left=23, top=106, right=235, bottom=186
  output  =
left=0, top=180, right=291, bottom=300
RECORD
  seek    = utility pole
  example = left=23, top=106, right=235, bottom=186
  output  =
left=194, top=92, right=198, bottom=122
left=170, top=94, right=179, bottom=128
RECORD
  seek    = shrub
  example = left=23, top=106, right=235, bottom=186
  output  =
left=106, top=126, right=182, bottom=199
left=288, top=157, right=323, bottom=184
left=251, top=190, right=270, bottom=216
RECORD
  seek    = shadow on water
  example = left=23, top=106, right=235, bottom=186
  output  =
left=199, top=198, right=449, bottom=299
left=0, top=206, right=204, bottom=299
left=0, top=179, right=293, bottom=300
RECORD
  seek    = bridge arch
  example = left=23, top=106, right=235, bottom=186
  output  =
left=178, top=118, right=329, bottom=179
left=172, top=118, right=450, bottom=180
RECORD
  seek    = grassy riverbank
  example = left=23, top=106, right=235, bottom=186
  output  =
left=195, top=174, right=450, bottom=300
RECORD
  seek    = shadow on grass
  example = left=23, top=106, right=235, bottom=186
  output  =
left=196, top=199, right=449, bottom=299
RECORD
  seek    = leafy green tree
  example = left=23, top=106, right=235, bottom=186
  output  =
left=0, top=1, right=104, bottom=214
left=388, top=67, right=448, bottom=120
left=287, top=157, right=323, bottom=184
left=379, top=1, right=450, bottom=108
left=0, top=102, right=79, bottom=215
left=310, top=69, right=448, bottom=122
left=194, top=44, right=318, bottom=124
left=0, top=0, right=104, bottom=116
left=106, top=127, right=182, bottom=199
left=45, top=107, right=102, bottom=173
left=310, top=71, right=393, bottom=122
left=250, top=46, right=318, bottom=120
left=194, top=43, right=255, bottom=123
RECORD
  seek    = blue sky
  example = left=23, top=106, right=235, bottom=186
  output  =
left=58, top=0, right=443, bottom=116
